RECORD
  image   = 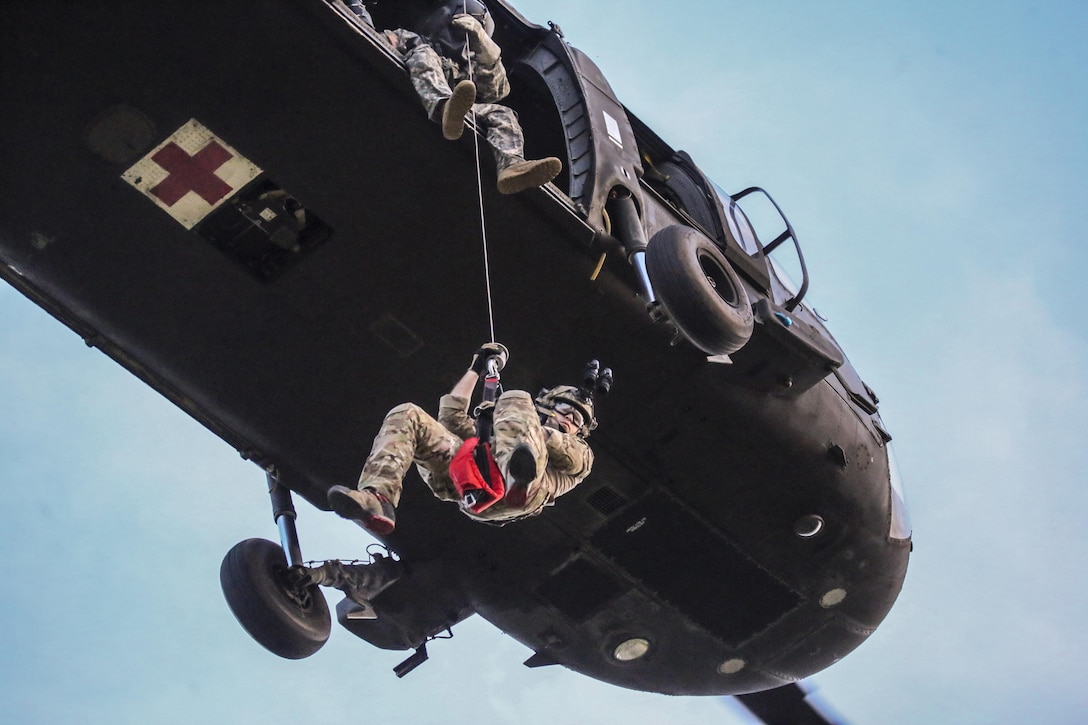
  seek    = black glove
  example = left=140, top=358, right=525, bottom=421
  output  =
left=470, top=342, right=509, bottom=376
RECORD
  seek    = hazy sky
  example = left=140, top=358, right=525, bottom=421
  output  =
left=3, top=1, right=1087, bottom=723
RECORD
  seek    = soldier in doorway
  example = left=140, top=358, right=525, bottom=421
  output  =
left=352, top=0, right=563, bottom=194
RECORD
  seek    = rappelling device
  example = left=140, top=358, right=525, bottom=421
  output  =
left=451, top=343, right=509, bottom=512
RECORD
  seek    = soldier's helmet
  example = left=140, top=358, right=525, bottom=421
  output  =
left=535, top=385, right=596, bottom=437
left=458, top=0, right=495, bottom=37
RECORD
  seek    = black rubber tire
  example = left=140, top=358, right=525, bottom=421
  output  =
left=645, top=225, right=754, bottom=355
left=220, top=538, right=331, bottom=659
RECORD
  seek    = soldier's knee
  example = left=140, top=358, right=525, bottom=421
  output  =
left=473, top=102, right=514, bottom=124
left=496, top=390, right=534, bottom=415
left=388, top=29, right=424, bottom=54
left=386, top=402, right=425, bottom=421
left=499, top=390, right=533, bottom=404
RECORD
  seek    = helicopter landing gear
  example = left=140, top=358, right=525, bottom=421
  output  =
left=221, top=469, right=331, bottom=658
left=221, top=470, right=332, bottom=658
left=220, top=470, right=404, bottom=659
left=645, top=224, right=754, bottom=356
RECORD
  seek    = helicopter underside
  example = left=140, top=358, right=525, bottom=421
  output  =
left=0, top=0, right=908, bottom=696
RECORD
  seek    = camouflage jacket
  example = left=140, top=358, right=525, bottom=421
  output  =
left=439, top=393, right=594, bottom=518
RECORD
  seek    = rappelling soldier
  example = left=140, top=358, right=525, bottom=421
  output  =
left=328, top=343, right=606, bottom=533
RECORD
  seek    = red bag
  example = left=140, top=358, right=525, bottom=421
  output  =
left=449, top=437, right=506, bottom=513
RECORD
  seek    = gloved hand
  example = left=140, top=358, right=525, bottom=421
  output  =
left=469, top=342, right=509, bottom=376
left=452, top=14, right=501, bottom=64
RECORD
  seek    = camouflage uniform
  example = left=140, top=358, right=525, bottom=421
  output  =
left=382, top=27, right=528, bottom=172
left=358, top=390, right=594, bottom=523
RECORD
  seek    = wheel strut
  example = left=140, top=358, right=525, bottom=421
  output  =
left=266, top=468, right=304, bottom=568
left=606, top=189, right=660, bottom=318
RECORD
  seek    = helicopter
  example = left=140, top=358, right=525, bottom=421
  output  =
left=0, top=1, right=909, bottom=720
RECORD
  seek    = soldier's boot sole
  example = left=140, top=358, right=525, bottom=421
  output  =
left=503, top=443, right=537, bottom=508
left=441, top=80, right=476, bottom=140
left=496, top=157, right=562, bottom=195
left=328, top=485, right=396, bottom=535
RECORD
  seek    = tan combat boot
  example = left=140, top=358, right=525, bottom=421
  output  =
left=441, top=80, right=476, bottom=140
left=496, top=157, right=562, bottom=194
left=328, top=485, right=396, bottom=535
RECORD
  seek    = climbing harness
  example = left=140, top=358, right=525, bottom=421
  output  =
left=451, top=353, right=507, bottom=512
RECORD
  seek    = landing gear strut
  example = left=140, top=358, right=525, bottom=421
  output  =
left=219, top=469, right=332, bottom=659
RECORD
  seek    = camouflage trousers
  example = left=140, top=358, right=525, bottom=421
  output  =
left=385, top=29, right=526, bottom=170
left=358, top=391, right=552, bottom=521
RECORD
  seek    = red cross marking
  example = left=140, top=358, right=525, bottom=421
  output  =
left=149, top=140, right=234, bottom=206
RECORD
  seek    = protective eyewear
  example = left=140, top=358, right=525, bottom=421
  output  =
left=553, top=402, right=585, bottom=429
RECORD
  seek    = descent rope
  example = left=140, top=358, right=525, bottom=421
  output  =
left=464, top=1, right=496, bottom=343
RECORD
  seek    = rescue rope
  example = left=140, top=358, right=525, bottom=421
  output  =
left=464, top=1, right=497, bottom=343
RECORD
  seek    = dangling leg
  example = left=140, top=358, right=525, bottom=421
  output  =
left=473, top=103, right=562, bottom=194
left=389, top=30, right=477, bottom=141
left=329, top=402, right=462, bottom=533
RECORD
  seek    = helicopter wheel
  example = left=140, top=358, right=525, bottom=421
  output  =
left=645, top=224, right=754, bottom=355
left=220, top=538, right=331, bottom=659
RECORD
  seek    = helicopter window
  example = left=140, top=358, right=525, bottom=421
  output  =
left=712, top=182, right=761, bottom=256
left=769, top=256, right=802, bottom=298
left=718, top=185, right=807, bottom=308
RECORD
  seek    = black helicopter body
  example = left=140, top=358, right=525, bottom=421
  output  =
left=0, top=0, right=910, bottom=707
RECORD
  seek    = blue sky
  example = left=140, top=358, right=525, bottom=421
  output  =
left=3, top=1, right=1087, bottom=722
